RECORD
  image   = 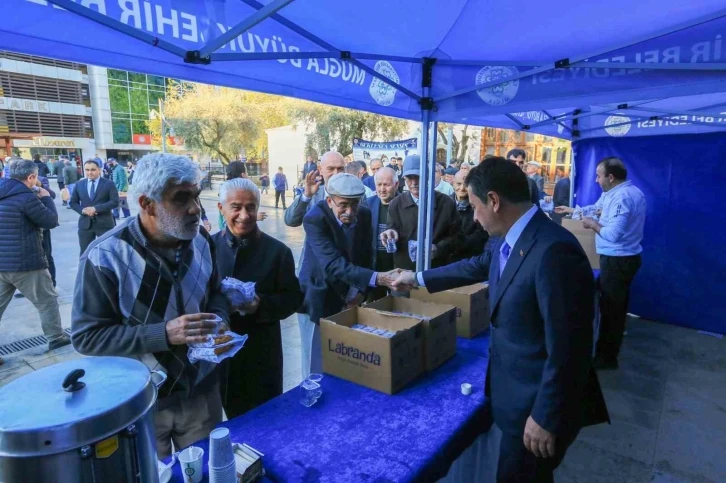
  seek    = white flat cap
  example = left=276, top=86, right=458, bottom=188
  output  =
left=326, top=173, right=365, bottom=198
left=527, top=161, right=542, bottom=168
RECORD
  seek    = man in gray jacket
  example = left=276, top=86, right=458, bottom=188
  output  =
left=71, top=153, right=230, bottom=457
left=62, top=159, right=80, bottom=209
left=284, top=151, right=344, bottom=377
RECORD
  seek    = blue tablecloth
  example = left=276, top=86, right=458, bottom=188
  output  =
left=456, top=329, right=490, bottom=359
left=169, top=336, right=491, bottom=483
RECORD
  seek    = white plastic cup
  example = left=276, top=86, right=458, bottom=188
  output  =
left=307, top=373, right=323, bottom=399
left=208, top=427, right=234, bottom=468
left=208, top=459, right=237, bottom=483
left=461, top=383, right=472, bottom=396
left=178, top=446, right=204, bottom=483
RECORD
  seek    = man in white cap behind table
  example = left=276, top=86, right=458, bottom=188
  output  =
left=380, top=155, right=461, bottom=272
left=297, top=173, right=400, bottom=376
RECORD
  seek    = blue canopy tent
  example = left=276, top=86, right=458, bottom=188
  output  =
left=5, top=0, right=726, bottom=331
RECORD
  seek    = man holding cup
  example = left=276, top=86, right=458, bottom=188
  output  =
left=71, top=153, right=230, bottom=457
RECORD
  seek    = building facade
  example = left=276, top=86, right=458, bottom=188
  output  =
left=87, top=66, right=172, bottom=163
left=480, top=128, right=572, bottom=192
left=0, top=51, right=96, bottom=163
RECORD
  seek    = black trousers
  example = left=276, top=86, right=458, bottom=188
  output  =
left=275, top=190, right=286, bottom=208
left=78, top=225, right=113, bottom=257
left=596, top=254, right=642, bottom=360
left=497, top=428, right=578, bottom=483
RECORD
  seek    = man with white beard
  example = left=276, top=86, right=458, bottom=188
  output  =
left=71, top=153, right=230, bottom=458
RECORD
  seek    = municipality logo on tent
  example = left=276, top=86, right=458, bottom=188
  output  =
left=476, top=66, right=519, bottom=106
left=604, top=116, right=632, bottom=137
left=370, top=61, right=399, bottom=107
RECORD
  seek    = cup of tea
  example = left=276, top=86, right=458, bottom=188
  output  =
left=178, top=446, right=204, bottom=483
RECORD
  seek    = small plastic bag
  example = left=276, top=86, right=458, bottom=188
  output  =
left=408, top=240, right=418, bottom=263
left=386, top=238, right=397, bottom=253
left=221, top=277, right=257, bottom=315
left=187, top=331, right=248, bottom=364
left=571, top=205, right=583, bottom=220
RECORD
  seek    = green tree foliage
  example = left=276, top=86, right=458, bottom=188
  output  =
left=151, top=84, right=293, bottom=163
left=290, top=104, right=409, bottom=156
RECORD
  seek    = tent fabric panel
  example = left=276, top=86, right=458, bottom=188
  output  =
left=573, top=134, right=726, bottom=333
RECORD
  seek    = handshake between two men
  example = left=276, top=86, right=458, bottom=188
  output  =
left=343, top=230, right=423, bottom=309
left=373, top=268, right=418, bottom=292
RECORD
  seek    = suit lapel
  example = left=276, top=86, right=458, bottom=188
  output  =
left=490, top=212, right=544, bottom=315
left=79, top=179, right=89, bottom=203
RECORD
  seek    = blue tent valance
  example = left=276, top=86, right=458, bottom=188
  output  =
left=6, top=0, right=726, bottom=140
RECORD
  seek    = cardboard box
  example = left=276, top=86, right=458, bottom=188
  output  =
left=320, top=307, right=424, bottom=395
left=364, top=296, right=457, bottom=371
left=409, top=283, right=490, bottom=338
left=562, top=218, right=600, bottom=269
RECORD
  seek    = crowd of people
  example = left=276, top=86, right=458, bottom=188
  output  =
left=0, top=146, right=646, bottom=481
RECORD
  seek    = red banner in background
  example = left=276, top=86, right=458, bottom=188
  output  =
left=132, top=134, right=151, bottom=145
left=167, top=136, right=184, bottom=146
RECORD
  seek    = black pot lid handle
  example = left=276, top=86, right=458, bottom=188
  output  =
left=62, top=369, right=86, bottom=393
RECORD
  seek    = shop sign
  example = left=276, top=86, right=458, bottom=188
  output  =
left=32, top=137, right=76, bottom=147
left=0, top=96, right=50, bottom=113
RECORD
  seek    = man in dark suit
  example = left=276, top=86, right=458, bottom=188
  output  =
left=285, top=151, right=345, bottom=378
left=213, top=178, right=302, bottom=418
left=393, top=157, right=609, bottom=483
left=70, top=160, right=120, bottom=256
left=298, top=173, right=398, bottom=375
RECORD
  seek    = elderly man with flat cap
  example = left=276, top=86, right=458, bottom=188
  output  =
left=298, top=173, right=399, bottom=376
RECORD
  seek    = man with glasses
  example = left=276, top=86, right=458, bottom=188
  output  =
left=298, top=173, right=399, bottom=376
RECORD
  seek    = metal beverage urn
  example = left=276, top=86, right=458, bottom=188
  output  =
left=0, top=357, right=166, bottom=483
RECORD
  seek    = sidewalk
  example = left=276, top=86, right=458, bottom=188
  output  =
left=0, top=191, right=305, bottom=393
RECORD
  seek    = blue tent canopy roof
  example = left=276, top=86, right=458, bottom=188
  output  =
left=6, top=0, right=726, bottom=139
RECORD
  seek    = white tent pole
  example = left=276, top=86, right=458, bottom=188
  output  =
left=569, top=149, right=576, bottom=208
left=160, top=99, right=167, bottom=154
left=446, top=127, right=453, bottom=165
left=423, top=122, right=438, bottom=271
left=415, top=108, right=431, bottom=272
left=198, top=0, right=296, bottom=57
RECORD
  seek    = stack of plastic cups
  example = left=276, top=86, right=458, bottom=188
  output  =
left=208, top=428, right=236, bottom=483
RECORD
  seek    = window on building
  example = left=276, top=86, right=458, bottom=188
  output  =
left=556, top=148, right=568, bottom=164
left=3, top=110, right=93, bottom=138
left=542, top=147, right=552, bottom=162
left=525, top=132, right=536, bottom=142
left=112, top=119, right=132, bottom=144
left=108, top=69, right=170, bottom=144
